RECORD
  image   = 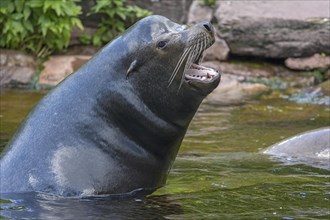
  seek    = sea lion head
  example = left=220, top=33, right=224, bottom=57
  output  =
left=115, top=15, right=221, bottom=126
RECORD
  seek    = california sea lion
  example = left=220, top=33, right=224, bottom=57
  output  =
left=263, top=127, right=330, bottom=169
left=0, top=15, right=220, bottom=196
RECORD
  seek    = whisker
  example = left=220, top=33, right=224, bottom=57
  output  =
left=170, top=47, right=190, bottom=80
left=177, top=44, right=198, bottom=93
left=200, top=37, right=206, bottom=63
left=168, top=34, right=213, bottom=93
left=168, top=47, right=191, bottom=87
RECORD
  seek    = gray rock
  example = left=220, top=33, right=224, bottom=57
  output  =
left=207, top=72, right=269, bottom=104
left=215, top=1, right=330, bottom=58
left=204, top=60, right=315, bottom=90
left=213, top=61, right=273, bottom=78
left=285, top=54, right=330, bottom=70
left=0, top=49, right=36, bottom=87
left=187, top=0, right=213, bottom=24
left=204, top=35, right=230, bottom=61
left=0, top=49, right=35, bottom=67
left=188, top=1, right=230, bottom=61
left=127, top=0, right=193, bottom=23
left=202, top=61, right=270, bottom=103
left=0, top=66, right=35, bottom=86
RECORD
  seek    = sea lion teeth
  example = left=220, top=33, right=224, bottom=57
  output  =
left=185, top=67, right=218, bottom=82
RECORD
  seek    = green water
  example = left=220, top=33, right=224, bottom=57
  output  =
left=0, top=89, right=329, bottom=219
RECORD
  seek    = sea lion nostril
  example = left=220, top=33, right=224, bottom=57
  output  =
left=203, top=23, right=212, bottom=32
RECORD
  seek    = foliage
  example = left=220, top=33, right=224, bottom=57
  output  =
left=202, top=0, right=216, bottom=7
left=0, top=0, right=83, bottom=58
left=311, top=69, right=325, bottom=84
left=80, top=0, right=152, bottom=46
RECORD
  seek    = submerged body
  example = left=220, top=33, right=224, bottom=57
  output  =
left=263, top=127, right=330, bottom=168
left=0, top=16, right=220, bottom=196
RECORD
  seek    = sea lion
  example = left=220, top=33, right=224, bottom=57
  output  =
left=263, top=127, right=330, bottom=169
left=0, top=15, right=220, bottom=196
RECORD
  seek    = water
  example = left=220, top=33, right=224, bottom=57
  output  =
left=0, top=89, right=329, bottom=219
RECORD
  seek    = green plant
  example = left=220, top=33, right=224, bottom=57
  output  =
left=202, top=0, right=216, bottom=7
left=81, top=0, right=152, bottom=46
left=0, top=0, right=83, bottom=58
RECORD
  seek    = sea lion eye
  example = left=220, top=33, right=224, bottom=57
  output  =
left=157, top=40, right=167, bottom=49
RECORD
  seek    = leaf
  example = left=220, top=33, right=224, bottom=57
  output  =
left=23, top=6, right=31, bottom=20
left=38, top=15, right=45, bottom=25
left=28, top=0, right=44, bottom=8
left=0, top=38, right=5, bottom=47
left=71, top=17, right=83, bottom=30
left=23, top=20, right=33, bottom=32
left=14, top=0, right=24, bottom=12
left=43, top=0, right=53, bottom=13
left=113, top=0, right=123, bottom=7
left=11, top=13, right=24, bottom=20
left=7, top=2, right=15, bottom=13
left=2, top=21, right=11, bottom=34
left=1, top=0, right=86, bottom=56
left=51, top=2, right=62, bottom=16
left=0, top=0, right=11, bottom=9
left=12, top=20, right=24, bottom=33
left=116, top=11, right=126, bottom=20
left=92, top=35, right=102, bottom=46
left=91, top=0, right=109, bottom=13
left=63, top=4, right=74, bottom=16
left=41, top=23, right=48, bottom=36
left=63, top=31, right=70, bottom=45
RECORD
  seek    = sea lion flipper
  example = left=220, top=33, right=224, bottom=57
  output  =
left=126, top=60, right=138, bottom=79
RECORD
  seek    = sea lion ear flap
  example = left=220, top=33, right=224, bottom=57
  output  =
left=126, top=60, right=138, bottom=79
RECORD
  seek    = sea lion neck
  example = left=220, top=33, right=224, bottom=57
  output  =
left=94, top=82, right=187, bottom=161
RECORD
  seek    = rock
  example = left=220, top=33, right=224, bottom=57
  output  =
left=187, top=0, right=213, bottom=24
left=213, top=61, right=315, bottom=88
left=127, top=0, right=193, bottom=23
left=215, top=1, right=330, bottom=58
left=0, top=49, right=35, bottom=67
left=207, top=72, right=269, bottom=104
left=0, top=49, right=36, bottom=87
left=207, top=61, right=273, bottom=78
left=288, top=86, right=330, bottom=106
left=202, top=61, right=269, bottom=103
left=0, top=66, right=35, bottom=87
left=204, top=35, right=230, bottom=61
left=188, top=1, right=230, bottom=61
left=39, top=55, right=91, bottom=87
left=285, top=54, right=330, bottom=70
left=203, top=60, right=315, bottom=90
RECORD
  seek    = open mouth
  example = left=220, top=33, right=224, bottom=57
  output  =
left=181, top=42, right=221, bottom=94
left=168, top=34, right=221, bottom=90
left=185, top=63, right=219, bottom=83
